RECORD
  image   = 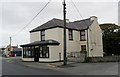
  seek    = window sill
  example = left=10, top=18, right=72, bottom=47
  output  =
left=69, top=39, right=73, bottom=41
left=39, top=57, right=49, bottom=58
left=80, top=40, right=86, bottom=41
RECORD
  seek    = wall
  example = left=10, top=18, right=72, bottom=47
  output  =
left=88, top=56, right=120, bottom=62
left=67, top=56, right=120, bottom=63
left=45, top=28, right=59, bottom=41
left=88, top=17, right=103, bottom=57
left=30, top=31, right=40, bottom=42
left=22, top=58, right=34, bottom=61
left=67, top=30, right=80, bottom=53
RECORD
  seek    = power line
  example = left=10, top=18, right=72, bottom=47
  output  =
left=70, top=0, right=84, bottom=19
left=11, top=0, right=51, bottom=37
left=70, top=0, right=90, bottom=26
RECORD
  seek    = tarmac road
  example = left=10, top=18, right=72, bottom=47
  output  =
left=2, top=57, right=69, bottom=75
left=1, top=57, right=119, bottom=77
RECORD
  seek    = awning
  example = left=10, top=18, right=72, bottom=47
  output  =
left=20, top=39, right=60, bottom=47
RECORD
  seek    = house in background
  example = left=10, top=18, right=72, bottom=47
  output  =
left=21, top=16, right=103, bottom=62
left=5, top=45, right=22, bottom=57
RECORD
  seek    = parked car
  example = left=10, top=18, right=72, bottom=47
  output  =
left=8, top=51, right=22, bottom=57
left=8, top=53, right=15, bottom=57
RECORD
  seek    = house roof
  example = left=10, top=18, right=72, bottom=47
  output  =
left=20, top=39, right=60, bottom=47
left=30, top=18, right=93, bottom=32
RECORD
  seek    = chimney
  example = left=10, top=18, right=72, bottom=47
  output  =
left=90, top=16, right=97, bottom=21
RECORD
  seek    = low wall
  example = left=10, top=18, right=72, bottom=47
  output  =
left=88, top=56, right=120, bottom=62
left=67, top=56, right=120, bottom=63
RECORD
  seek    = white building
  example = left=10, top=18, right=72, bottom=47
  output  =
left=21, top=16, right=103, bottom=62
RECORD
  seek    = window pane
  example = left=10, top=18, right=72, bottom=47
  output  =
left=81, top=36, right=85, bottom=40
left=81, top=30, right=85, bottom=35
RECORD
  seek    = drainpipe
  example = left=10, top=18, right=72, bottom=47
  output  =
left=87, top=29, right=89, bottom=58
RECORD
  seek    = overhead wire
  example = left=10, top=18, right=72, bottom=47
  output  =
left=70, top=0, right=84, bottom=19
left=11, top=0, right=52, bottom=37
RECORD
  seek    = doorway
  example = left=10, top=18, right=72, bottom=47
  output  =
left=34, top=46, right=39, bottom=62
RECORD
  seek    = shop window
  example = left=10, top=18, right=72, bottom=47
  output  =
left=39, top=46, right=49, bottom=58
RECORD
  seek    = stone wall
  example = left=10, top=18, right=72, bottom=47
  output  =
left=88, top=56, right=120, bottom=62
left=67, top=56, right=120, bottom=63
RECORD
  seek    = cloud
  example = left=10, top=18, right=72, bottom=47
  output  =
left=1, top=1, right=118, bottom=47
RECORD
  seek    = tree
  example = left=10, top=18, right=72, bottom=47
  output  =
left=100, top=23, right=120, bottom=56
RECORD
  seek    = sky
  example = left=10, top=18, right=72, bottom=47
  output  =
left=0, top=0, right=119, bottom=48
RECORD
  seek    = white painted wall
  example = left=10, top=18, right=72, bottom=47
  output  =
left=45, top=28, right=59, bottom=41
left=30, top=31, right=40, bottom=42
left=22, top=58, right=34, bottom=61
left=67, top=30, right=80, bottom=53
left=88, top=16, right=103, bottom=57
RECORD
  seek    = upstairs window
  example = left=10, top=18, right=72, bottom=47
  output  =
left=80, top=30, right=86, bottom=41
left=41, top=30, right=45, bottom=41
left=68, top=29, right=73, bottom=40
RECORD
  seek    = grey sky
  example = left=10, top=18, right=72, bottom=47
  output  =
left=0, top=0, right=119, bottom=47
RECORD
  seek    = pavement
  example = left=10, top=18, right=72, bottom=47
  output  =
left=4, top=57, right=120, bottom=75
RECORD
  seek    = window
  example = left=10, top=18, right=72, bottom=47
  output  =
left=39, top=46, right=49, bottom=58
left=68, top=29, right=73, bottom=40
left=80, top=30, right=86, bottom=41
left=23, top=47, right=34, bottom=58
left=41, top=30, right=45, bottom=41
left=81, top=45, right=86, bottom=51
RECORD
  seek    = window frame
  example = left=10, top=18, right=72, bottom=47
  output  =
left=41, top=30, right=45, bottom=41
left=39, top=46, right=49, bottom=58
left=23, top=47, right=34, bottom=58
left=80, top=30, right=86, bottom=41
left=68, top=29, right=73, bottom=40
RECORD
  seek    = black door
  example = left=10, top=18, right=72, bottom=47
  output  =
left=34, top=46, right=39, bottom=62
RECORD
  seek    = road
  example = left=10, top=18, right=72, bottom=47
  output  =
left=1, top=57, right=120, bottom=77
left=2, top=57, right=68, bottom=75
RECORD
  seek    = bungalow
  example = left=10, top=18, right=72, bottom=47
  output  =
left=21, top=16, right=103, bottom=62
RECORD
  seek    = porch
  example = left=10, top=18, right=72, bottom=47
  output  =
left=20, top=39, right=60, bottom=62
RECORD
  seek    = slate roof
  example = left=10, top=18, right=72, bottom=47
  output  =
left=30, top=18, right=93, bottom=32
left=20, top=39, right=60, bottom=47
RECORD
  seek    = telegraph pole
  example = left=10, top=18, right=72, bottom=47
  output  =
left=10, top=37, right=12, bottom=51
left=63, top=0, right=67, bottom=65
